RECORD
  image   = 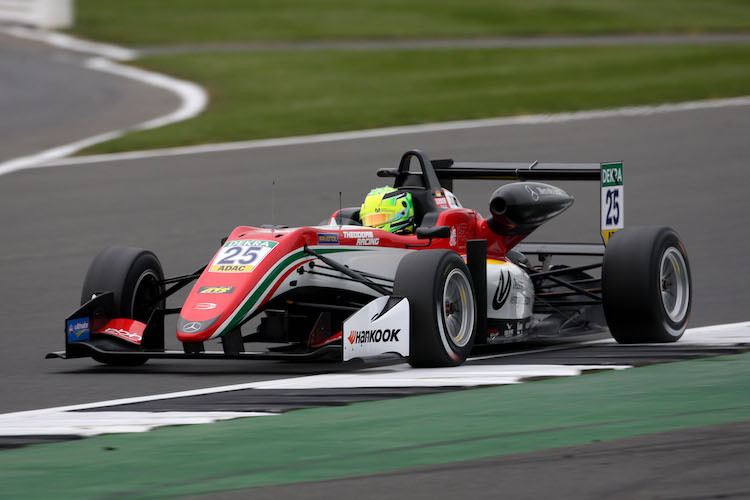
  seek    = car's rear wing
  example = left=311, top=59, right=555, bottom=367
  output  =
left=378, top=150, right=624, bottom=244
left=431, top=158, right=624, bottom=245
left=431, top=159, right=601, bottom=184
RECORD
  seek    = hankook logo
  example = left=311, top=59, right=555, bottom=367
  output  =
left=347, top=329, right=401, bottom=344
left=182, top=321, right=202, bottom=333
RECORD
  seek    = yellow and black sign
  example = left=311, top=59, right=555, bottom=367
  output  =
left=198, top=286, right=235, bottom=294
left=209, top=264, right=255, bottom=273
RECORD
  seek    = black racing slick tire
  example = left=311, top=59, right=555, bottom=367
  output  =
left=81, top=247, right=165, bottom=366
left=394, top=250, right=477, bottom=367
left=602, top=226, right=692, bottom=343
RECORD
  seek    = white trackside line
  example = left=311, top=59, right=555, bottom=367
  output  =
left=0, top=411, right=276, bottom=438
left=84, top=57, right=207, bottom=130
left=0, top=32, right=208, bottom=178
left=0, top=322, right=747, bottom=438
left=0, top=365, right=630, bottom=438
left=467, top=339, right=609, bottom=362
left=246, top=364, right=633, bottom=390
left=1, top=338, right=612, bottom=420
left=27, top=95, right=750, bottom=170
left=7, top=321, right=750, bottom=417
left=0, top=57, right=207, bottom=177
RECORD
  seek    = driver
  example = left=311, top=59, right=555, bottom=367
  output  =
left=359, top=186, right=415, bottom=234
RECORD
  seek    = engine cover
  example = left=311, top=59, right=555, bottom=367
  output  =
left=486, top=259, right=534, bottom=321
left=488, top=182, right=573, bottom=235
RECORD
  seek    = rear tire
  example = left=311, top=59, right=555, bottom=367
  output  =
left=394, top=250, right=477, bottom=367
left=602, top=226, right=691, bottom=343
left=82, top=247, right=165, bottom=365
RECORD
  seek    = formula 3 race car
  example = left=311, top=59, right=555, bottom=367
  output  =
left=48, top=149, right=692, bottom=367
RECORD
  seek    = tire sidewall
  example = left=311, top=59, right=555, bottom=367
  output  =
left=82, top=247, right=165, bottom=320
left=118, top=255, right=165, bottom=322
left=603, top=226, right=691, bottom=343
left=81, top=247, right=164, bottom=366
left=395, top=249, right=477, bottom=367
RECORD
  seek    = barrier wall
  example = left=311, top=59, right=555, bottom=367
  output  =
left=0, top=0, right=72, bottom=29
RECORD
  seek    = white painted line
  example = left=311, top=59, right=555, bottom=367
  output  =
left=8, top=320, right=750, bottom=419
left=467, top=340, right=608, bottom=362
left=0, top=342, right=610, bottom=421
left=84, top=57, right=207, bottom=130
left=246, top=364, right=632, bottom=390
left=0, top=131, right=124, bottom=177
left=671, top=321, right=750, bottom=345
left=0, top=365, right=627, bottom=438
left=0, top=34, right=208, bottom=178
left=1, top=321, right=747, bottom=439
left=28, top=95, right=750, bottom=169
left=0, top=25, right=137, bottom=60
left=583, top=321, right=750, bottom=347
left=0, top=411, right=276, bottom=437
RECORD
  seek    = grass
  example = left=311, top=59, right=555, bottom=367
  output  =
left=72, top=0, right=750, bottom=45
left=82, top=44, right=750, bottom=154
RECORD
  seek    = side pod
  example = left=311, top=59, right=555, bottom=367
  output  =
left=487, top=182, right=574, bottom=236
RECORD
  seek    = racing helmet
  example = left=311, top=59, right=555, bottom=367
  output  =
left=360, top=186, right=415, bottom=234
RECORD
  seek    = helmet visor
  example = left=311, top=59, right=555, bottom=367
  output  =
left=361, top=211, right=395, bottom=228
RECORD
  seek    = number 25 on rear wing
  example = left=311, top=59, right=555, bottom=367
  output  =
left=600, top=162, right=624, bottom=244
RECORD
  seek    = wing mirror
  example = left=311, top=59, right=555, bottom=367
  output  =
left=416, top=226, right=451, bottom=239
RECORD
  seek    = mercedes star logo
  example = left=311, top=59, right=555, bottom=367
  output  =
left=182, top=321, right=202, bottom=333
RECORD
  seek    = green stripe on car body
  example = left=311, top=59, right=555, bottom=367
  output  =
left=220, top=247, right=369, bottom=334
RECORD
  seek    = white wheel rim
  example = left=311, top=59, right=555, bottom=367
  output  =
left=659, top=247, right=690, bottom=323
left=441, top=269, right=474, bottom=348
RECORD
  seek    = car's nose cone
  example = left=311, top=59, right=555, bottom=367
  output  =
left=177, top=314, right=222, bottom=337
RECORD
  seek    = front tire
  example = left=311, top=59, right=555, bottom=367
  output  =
left=81, top=247, right=165, bottom=365
left=602, top=226, right=691, bottom=343
left=394, top=250, right=477, bottom=367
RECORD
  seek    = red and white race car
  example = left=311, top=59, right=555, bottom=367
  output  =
left=49, top=149, right=692, bottom=367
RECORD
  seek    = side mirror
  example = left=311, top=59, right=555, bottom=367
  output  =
left=416, top=226, right=451, bottom=240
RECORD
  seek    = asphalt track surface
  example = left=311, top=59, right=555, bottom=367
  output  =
left=0, top=35, right=749, bottom=497
left=0, top=99, right=746, bottom=411
left=0, top=33, right=179, bottom=163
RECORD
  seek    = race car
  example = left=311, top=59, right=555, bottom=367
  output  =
left=48, top=149, right=692, bottom=367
